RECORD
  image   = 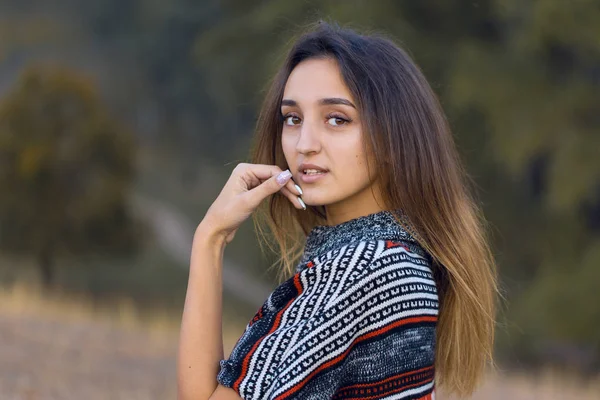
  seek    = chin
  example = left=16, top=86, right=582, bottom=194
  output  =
left=302, top=192, right=342, bottom=208
left=300, top=195, right=324, bottom=207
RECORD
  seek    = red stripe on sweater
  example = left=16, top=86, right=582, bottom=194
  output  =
left=332, top=365, right=434, bottom=399
left=273, top=315, right=437, bottom=399
left=385, top=240, right=410, bottom=251
left=336, top=365, right=433, bottom=390
left=233, top=273, right=304, bottom=391
left=346, top=378, right=434, bottom=400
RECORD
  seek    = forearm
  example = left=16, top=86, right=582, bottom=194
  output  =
left=177, top=225, right=226, bottom=400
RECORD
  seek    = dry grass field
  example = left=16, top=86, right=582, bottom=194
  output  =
left=0, top=283, right=598, bottom=399
left=0, top=283, right=247, bottom=400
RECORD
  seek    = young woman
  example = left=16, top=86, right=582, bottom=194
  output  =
left=178, top=20, right=498, bottom=400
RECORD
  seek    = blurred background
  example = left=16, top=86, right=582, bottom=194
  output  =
left=0, top=1, right=599, bottom=399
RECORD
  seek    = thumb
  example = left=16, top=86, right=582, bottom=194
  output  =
left=243, top=169, right=292, bottom=209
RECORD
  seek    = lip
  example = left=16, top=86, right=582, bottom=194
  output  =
left=299, top=170, right=328, bottom=183
left=297, top=163, right=329, bottom=184
left=298, top=163, right=328, bottom=173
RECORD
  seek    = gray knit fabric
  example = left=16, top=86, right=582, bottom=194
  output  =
left=217, top=208, right=438, bottom=399
left=296, top=208, right=428, bottom=273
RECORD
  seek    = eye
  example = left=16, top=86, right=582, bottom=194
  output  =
left=326, top=113, right=351, bottom=127
left=282, top=114, right=301, bottom=126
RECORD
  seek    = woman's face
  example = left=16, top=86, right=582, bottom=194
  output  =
left=281, top=57, right=384, bottom=224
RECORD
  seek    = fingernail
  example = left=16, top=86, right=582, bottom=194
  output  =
left=297, top=196, right=306, bottom=210
left=276, top=169, right=292, bottom=185
left=294, top=184, right=303, bottom=195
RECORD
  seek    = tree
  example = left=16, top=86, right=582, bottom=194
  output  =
left=444, top=0, right=600, bottom=366
left=0, top=65, right=143, bottom=287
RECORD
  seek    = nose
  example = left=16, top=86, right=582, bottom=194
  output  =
left=295, top=118, right=321, bottom=155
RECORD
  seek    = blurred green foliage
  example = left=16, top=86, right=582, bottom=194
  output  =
left=0, top=66, right=143, bottom=287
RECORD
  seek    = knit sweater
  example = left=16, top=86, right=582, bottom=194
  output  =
left=217, top=209, right=439, bottom=399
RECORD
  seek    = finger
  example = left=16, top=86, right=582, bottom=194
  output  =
left=280, top=186, right=306, bottom=209
left=236, top=163, right=284, bottom=189
left=284, top=178, right=303, bottom=196
left=241, top=169, right=292, bottom=210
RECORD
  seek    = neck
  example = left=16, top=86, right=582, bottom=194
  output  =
left=324, top=181, right=387, bottom=226
left=296, top=207, right=426, bottom=274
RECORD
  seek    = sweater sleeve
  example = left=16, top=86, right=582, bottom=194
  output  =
left=217, top=239, right=439, bottom=400
left=330, top=241, right=439, bottom=399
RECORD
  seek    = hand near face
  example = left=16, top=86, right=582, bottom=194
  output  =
left=200, top=163, right=304, bottom=244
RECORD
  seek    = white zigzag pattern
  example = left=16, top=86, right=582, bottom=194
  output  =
left=241, top=240, right=436, bottom=399
left=239, top=242, right=354, bottom=395
left=265, top=254, right=437, bottom=397
left=326, top=241, right=374, bottom=311
left=269, top=291, right=437, bottom=398
left=276, top=266, right=435, bottom=373
left=250, top=241, right=345, bottom=393
left=276, top=245, right=349, bottom=361
left=385, top=380, right=435, bottom=399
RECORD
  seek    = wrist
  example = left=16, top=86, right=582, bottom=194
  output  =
left=195, top=222, right=227, bottom=249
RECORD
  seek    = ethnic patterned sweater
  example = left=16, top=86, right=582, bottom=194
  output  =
left=217, top=209, right=439, bottom=399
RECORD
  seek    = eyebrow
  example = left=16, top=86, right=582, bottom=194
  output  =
left=281, top=97, right=356, bottom=109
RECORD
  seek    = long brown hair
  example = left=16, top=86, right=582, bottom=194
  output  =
left=249, top=20, right=498, bottom=397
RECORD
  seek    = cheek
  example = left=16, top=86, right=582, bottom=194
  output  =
left=281, top=135, right=295, bottom=163
left=334, top=138, right=372, bottom=182
left=351, top=153, right=371, bottom=181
